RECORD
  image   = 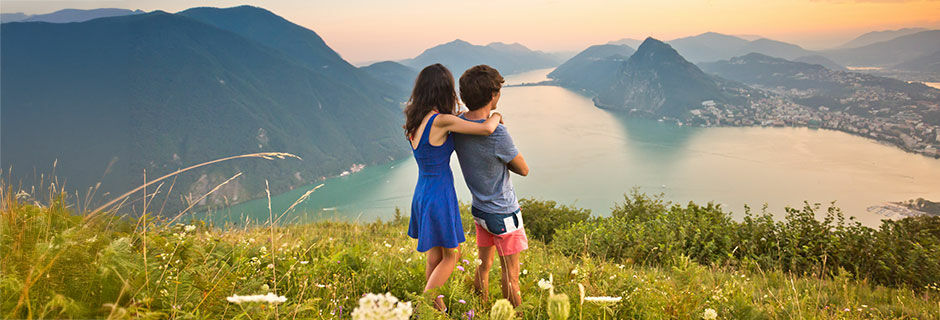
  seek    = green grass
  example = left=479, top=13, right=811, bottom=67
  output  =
left=2, top=187, right=939, bottom=319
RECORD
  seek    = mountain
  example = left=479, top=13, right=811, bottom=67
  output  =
left=1, top=8, right=144, bottom=23
left=401, top=39, right=563, bottom=76
left=838, top=28, right=928, bottom=49
left=0, top=13, right=29, bottom=22
left=822, top=30, right=940, bottom=67
left=895, top=50, right=940, bottom=73
left=1, top=9, right=408, bottom=212
left=667, top=32, right=816, bottom=63
left=176, top=6, right=403, bottom=105
left=547, top=44, right=635, bottom=93
left=360, top=61, right=418, bottom=100
left=607, top=38, right=644, bottom=48
left=793, top=55, right=847, bottom=71
left=593, top=38, right=741, bottom=117
left=699, top=53, right=940, bottom=118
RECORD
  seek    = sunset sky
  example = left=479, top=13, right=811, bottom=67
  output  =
left=3, top=0, right=939, bottom=63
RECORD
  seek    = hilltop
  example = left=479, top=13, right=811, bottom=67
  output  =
left=2, top=185, right=938, bottom=319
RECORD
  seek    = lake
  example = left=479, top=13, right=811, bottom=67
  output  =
left=208, top=68, right=940, bottom=227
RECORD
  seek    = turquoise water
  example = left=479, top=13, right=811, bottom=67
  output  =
left=209, top=69, right=940, bottom=227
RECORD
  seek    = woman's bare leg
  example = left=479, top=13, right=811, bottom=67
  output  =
left=424, top=246, right=460, bottom=311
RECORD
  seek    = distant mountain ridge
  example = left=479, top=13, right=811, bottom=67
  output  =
left=401, top=39, right=564, bottom=76
left=838, top=28, right=928, bottom=49
left=0, top=8, right=144, bottom=23
left=666, top=32, right=816, bottom=63
left=547, top=44, right=635, bottom=93
left=822, top=30, right=940, bottom=67
left=1, top=7, right=409, bottom=212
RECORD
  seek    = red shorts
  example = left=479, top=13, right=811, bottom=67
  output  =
left=475, top=223, right=529, bottom=256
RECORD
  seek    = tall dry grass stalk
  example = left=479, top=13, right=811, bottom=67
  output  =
left=85, top=152, right=300, bottom=221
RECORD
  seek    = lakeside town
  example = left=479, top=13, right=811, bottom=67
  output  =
left=679, top=88, right=940, bottom=159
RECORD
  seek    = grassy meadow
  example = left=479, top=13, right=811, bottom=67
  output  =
left=1, top=171, right=939, bottom=319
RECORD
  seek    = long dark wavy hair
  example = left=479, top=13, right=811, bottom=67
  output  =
left=404, top=63, right=457, bottom=139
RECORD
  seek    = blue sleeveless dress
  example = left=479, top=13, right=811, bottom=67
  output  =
left=408, top=113, right=465, bottom=252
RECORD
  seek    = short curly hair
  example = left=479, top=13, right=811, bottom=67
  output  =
left=459, top=65, right=504, bottom=111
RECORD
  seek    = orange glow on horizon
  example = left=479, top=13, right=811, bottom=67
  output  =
left=2, top=0, right=938, bottom=63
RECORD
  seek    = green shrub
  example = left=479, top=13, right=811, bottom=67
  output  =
left=519, top=198, right=591, bottom=243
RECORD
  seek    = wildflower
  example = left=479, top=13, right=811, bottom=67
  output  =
left=184, top=225, right=196, bottom=232
left=475, top=259, right=483, bottom=266
left=861, top=305, right=868, bottom=308
left=405, top=258, right=412, bottom=263
left=351, top=293, right=412, bottom=320
left=457, top=266, right=465, bottom=272
left=463, top=259, right=470, bottom=265
left=522, top=269, right=528, bottom=275
left=490, top=299, right=515, bottom=320
left=703, top=308, right=717, bottom=320
left=384, top=242, right=392, bottom=248
left=465, top=309, right=475, bottom=320
left=300, top=261, right=309, bottom=265
left=315, top=284, right=326, bottom=288
left=571, top=268, right=578, bottom=275
left=584, top=296, right=622, bottom=303
left=843, top=308, right=850, bottom=312
left=538, top=278, right=554, bottom=291
left=458, top=299, right=466, bottom=304
left=226, top=293, right=287, bottom=304
left=267, top=263, right=275, bottom=269
left=547, top=293, right=570, bottom=320
left=437, top=295, right=444, bottom=299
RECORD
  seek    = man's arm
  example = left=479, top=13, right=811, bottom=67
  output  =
left=507, top=153, right=529, bottom=176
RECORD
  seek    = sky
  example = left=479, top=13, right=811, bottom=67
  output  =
left=3, top=0, right=939, bottom=64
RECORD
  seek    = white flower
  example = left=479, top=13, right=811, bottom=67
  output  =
left=226, top=292, right=286, bottom=304
left=538, top=274, right=554, bottom=291
left=384, top=242, right=392, bottom=248
left=475, top=259, right=483, bottom=266
left=267, top=263, right=275, bottom=269
left=351, top=292, right=412, bottom=320
left=584, top=296, right=622, bottom=303
left=703, top=308, right=717, bottom=320
left=184, top=225, right=196, bottom=232
left=299, top=261, right=309, bottom=265
left=571, top=268, right=578, bottom=275
left=522, top=269, right=528, bottom=275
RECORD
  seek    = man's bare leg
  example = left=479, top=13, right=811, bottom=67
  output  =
left=498, top=252, right=521, bottom=306
left=474, top=245, right=497, bottom=302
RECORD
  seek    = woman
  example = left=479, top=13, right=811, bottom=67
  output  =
left=404, top=64, right=502, bottom=312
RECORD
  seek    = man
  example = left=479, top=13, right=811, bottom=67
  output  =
left=454, top=65, right=530, bottom=306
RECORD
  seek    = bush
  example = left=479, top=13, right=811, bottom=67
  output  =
left=519, top=198, right=591, bottom=243
left=554, top=190, right=940, bottom=290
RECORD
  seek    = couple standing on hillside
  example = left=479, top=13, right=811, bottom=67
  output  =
left=404, top=64, right=530, bottom=312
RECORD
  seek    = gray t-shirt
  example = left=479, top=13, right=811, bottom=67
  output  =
left=454, top=115, right=520, bottom=214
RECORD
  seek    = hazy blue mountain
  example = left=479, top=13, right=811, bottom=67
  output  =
left=401, top=39, right=563, bottom=76
left=177, top=6, right=403, bottom=106
left=699, top=53, right=940, bottom=119
left=895, top=50, right=940, bottom=73
left=0, top=13, right=29, bottom=22
left=822, top=30, right=940, bottom=67
left=5, top=8, right=144, bottom=23
left=838, top=28, right=928, bottom=49
left=547, top=44, right=635, bottom=93
left=794, top=55, right=847, bottom=71
left=360, top=61, right=418, bottom=100
left=667, top=32, right=751, bottom=62
left=1, top=10, right=408, bottom=212
left=594, top=38, right=738, bottom=117
left=667, top=32, right=815, bottom=62
left=607, top=38, right=644, bottom=48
